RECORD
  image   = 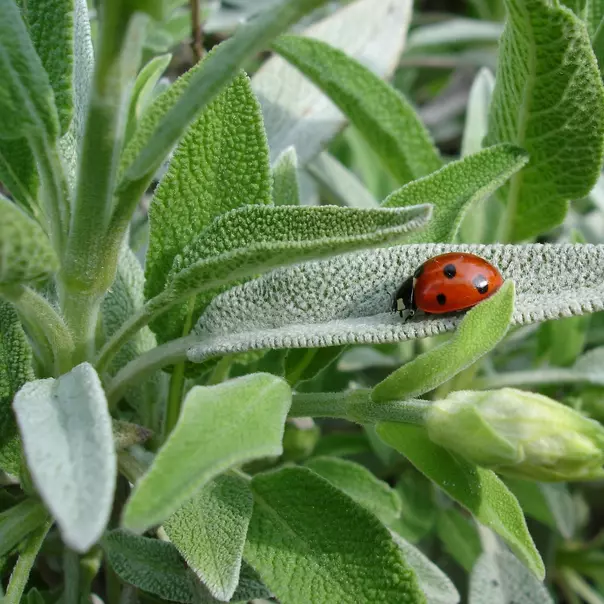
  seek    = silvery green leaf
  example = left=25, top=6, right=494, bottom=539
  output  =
left=307, top=152, right=379, bottom=209
left=405, top=18, right=503, bottom=50
left=469, top=550, right=553, bottom=604
left=13, top=363, right=116, bottom=552
left=436, top=508, right=482, bottom=572
left=486, top=0, right=604, bottom=241
left=252, top=0, right=412, bottom=164
left=272, top=146, right=301, bottom=206
left=189, top=243, right=604, bottom=363
left=461, top=68, right=495, bottom=159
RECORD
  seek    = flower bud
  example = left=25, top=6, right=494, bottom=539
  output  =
left=425, top=388, right=604, bottom=481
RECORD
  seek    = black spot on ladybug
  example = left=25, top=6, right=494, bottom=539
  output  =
left=436, top=293, right=447, bottom=306
left=472, top=274, right=489, bottom=294
left=414, top=264, right=424, bottom=279
left=443, top=264, right=456, bottom=278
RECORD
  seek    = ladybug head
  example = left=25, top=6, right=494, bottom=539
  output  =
left=392, top=276, right=416, bottom=317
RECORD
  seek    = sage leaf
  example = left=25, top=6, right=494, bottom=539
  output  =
left=372, top=281, right=514, bottom=402
left=377, top=423, right=544, bottom=579
left=0, top=499, right=49, bottom=558
left=163, top=473, right=253, bottom=601
left=486, top=0, right=604, bottom=241
left=0, top=300, right=34, bottom=476
left=253, top=0, right=414, bottom=164
left=305, top=456, right=401, bottom=525
left=244, top=466, right=426, bottom=604
left=122, top=373, right=291, bottom=533
left=272, top=34, right=441, bottom=184
left=13, top=363, right=116, bottom=552
left=469, top=550, right=553, bottom=604
left=392, top=532, right=460, bottom=604
left=0, top=195, right=59, bottom=285
left=189, top=243, right=601, bottom=363
left=272, top=147, right=300, bottom=206
left=436, top=509, right=482, bottom=572
left=0, top=141, right=37, bottom=214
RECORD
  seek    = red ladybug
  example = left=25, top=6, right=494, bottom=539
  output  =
left=393, top=252, right=504, bottom=318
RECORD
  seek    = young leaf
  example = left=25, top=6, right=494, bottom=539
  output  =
left=469, top=551, right=553, bottom=604
left=13, top=363, right=116, bottom=552
left=371, top=281, right=514, bottom=402
left=272, top=35, right=441, bottom=184
left=486, top=0, right=604, bottom=241
left=244, top=466, right=426, bottom=603
left=0, top=499, right=49, bottom=558
left=163, top=473, right=253, bottom=602
left=284, top=346, right=345, bottom=385
left=382, top=144, right=528, bottom=244
left=305, top=456, right=401, bottom=525
left=272, top=147, right=300, bottom=206
left=122, top=373, right=291, bottom=533
left=376, top=423, right=544, bottom=579
left=437, top=509, right=482, bottom=572
left=0, top=300, right=34, bottom=476
left=0, top=195, right=58, bottom=285
left=253, top=0, right=412, bottom=164
left=189, top=243, right=604, bottom=363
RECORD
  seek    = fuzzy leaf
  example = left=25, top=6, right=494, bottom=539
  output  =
left=0, top=195, right=58, bottom=285
left=486, top=0, right=604, bottom=241
left=272, top=146, right=300, bottom=206
left=0, top=499, right=49, bottom=558
left=163, top=473, right=253, bottom=601
left=189, top=243, right=602, bottom=363
left=469, top=550, right=553, bottom=604
left=253, top=0, right=413, bottom=164
left=0, top=300, right=34, bottom=476
left=436, top=509, right=482, bottom=572
left=13, top=363, right=116, bottom=552
left=144, top=72, right=271, bottom=337
left=155, top=204, right=431, bottom=343
left=0, top=0, right=59, bottom=140
left=244, top=466, right=426, bottom=604
left=123, top=374, right=291, bottom=533
left=305, top=456, right=401, bottom=525
left=372, top=282, right=514, bottom=402
left=272, top=35, right=440, bottom=184
left=377, top=423, right=544, bottom=579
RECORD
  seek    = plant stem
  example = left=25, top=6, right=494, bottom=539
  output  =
left=60, top=290, right=101, bottom=366
left=191, top=0, right=204, bottom=62
left=560, top=568, right=604, bottom=604
left=207, top=355, right=232, bottom=385
left=4, top=520, right=52, bottom=604
left=63, top=549, right=80, bottom=604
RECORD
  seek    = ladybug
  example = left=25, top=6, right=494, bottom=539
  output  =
left=393, top=252, right=504, bottom=318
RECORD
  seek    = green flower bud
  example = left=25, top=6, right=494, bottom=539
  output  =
left=425, top=388, right=604, bottom=481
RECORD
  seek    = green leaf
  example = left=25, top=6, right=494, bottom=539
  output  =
left=157, top=204, right=431, bottom=343
left=0, top=300, right=34, bottom=476
left=305, top=456, right=401, bottom=525
left=0, top=140, right=37, bottom=213
left=272, top=147, right=300, bottom=206
left=163, top=473, right=253, bottom=601
left=391, top=532, right=460, bottom=604
left=284, top=346, right=345, bottom=385
left=376, top=423, right=544, bottom=579
left=123, top=373, right=291, bottom=533
left=188, top=243, right=604, bottom=363
left=0, top=499, right=48, bottom=558
left=272, top=34, right=441, bottom=184
left=254, top=0, right=412, bottom=165
left=436, top=509, right=482, bottom=572
left=382, top=145, right=527, bottom=244
left=537, top=315, right=588, bottom=367
left=486, top=0, right=604, bottom=241
left=244, top=466, right=426, bottom=604
left=406, top=18, right=503, bottom=49
left=0, top=0, right=59, bottom=140
left=13, top=363, right=116, bottom=552
left=372, top=281, right=514, bottom=402
left=469, top=551, right=553, bottom=604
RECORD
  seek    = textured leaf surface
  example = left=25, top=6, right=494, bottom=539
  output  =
left=155, top=204, right=431, bottom=343
left=163, top=473, right=253, bottom=601
left=383, top=144, right=527, bottom=243
left=372, top=281, right=514, bottom=402
left=253, top=0, right=413, bottom=164
left=272, top=146, right=300, bottom=206
left=123, top=374, right=291, bottom=533
left=305, top=456, right=401, bottom=525
left=0, top=499, right=48, bottom=558
left=486, top=0, right=604, bottom=240
left=0, top=300, right=34, bottom=475
left=244, top=466, right=426, bottom=604
left=377, top=423, right=544, bottom=579
left=0, top=196, right=58, bottom=285
left=189, top=243, right=604, bottom=363
left=0, top=140, right=37, bottom=212
left=469, top=551, right=553, bottom=604
left=273, top=35, right=440, bottom=184
left=13, top=363, right=116, bottom=552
